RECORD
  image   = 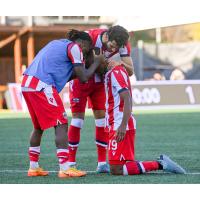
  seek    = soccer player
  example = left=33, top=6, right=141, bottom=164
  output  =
left=68, top=25, right=134, bottom=173
left=104, top=60, right=186, bottom=175
left=21, top=29, right=104, bottom=178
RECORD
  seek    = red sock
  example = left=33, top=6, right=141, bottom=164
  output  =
left=123, top=161, right=140, bottom=175
left=68, top=125, right=81, bottom=163
left=95, top=126, right=109, bottom=162
left=141, top=161, right=160, bottom=172
left=123, top=161, right=160, bottom=175
left=57, top=149, right=69, bottom=170
left=29, top=146, right=40, bottom=162
left=57, top=149, right=69, bottom=164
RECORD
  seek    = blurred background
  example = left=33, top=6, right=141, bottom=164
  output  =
left=0, top=16, right=200, bottom=110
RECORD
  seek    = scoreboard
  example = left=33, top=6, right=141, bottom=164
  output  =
left=132, top=80, right=200, bottom=108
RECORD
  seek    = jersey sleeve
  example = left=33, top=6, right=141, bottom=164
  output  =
left=67, top=43, right=84, bottom=67
left=111, top=69, right=129, bottom=93
left=118, top=42, right=131, bottom=57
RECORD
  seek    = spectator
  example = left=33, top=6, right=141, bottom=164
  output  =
left=153, top=71, right=166, bottom=81
left=170, top=68, right=185, bottom=80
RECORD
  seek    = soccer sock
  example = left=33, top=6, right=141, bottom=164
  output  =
left=57, top=149, right=69, bottom=171
left=141, top=161, right=161, bottom=171
left=68, top=118, right=84, bottom=164
left=95, top=119, right=109, bottom=164
left=123, top=161, right=160, bottom=175
left=29, top=146, right=40, bottom=169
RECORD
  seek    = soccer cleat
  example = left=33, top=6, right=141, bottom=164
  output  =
left=96, top=163, right=110, bottom=173
left=158, top=154, right=186, bottom=174
left=58, top=168, right=87, bottom=178
left=27, top=167, right=49, bottom=177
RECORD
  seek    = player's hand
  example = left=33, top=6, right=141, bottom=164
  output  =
left=95, top=63, right=107, bottom=77
left=116, top=124, right=126, bottom=142
left=107, top=60, right=122, bottom=70
left=93, top=48, right=105, bottom=65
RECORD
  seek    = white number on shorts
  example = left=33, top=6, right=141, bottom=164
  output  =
left=109, top=139, right=118, bottom=150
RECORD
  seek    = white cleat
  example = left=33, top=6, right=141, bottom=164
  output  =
left=158, top=154, right=186, bottom=174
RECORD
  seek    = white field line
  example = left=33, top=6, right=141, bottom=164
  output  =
left=0, top=169, right=200, bottom=175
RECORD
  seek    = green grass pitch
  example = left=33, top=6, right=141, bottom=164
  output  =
left=0, top=109, right=200, bottom=184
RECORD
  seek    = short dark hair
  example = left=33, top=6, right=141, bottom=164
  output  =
left=66, top=29, right=92, bottom=46
left=107, top=25, right=129, bottom=47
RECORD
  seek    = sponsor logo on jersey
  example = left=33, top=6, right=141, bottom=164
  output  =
left=72, top=98, right=80, bottom=103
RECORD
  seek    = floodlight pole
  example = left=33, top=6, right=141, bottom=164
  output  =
left=155, top=27, right=161, bottom=57
left=138, top=40, right=144, bottom=80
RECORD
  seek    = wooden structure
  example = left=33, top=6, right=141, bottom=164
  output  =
left=0, top=24, right=110, bottom=85
left=0, top=23, right=113, bottom=109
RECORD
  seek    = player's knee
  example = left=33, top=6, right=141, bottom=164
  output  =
left=93, top=110, right=105, bottom=119
left=33, top=128, right=43, bottom=135
left=30, top=129, right=44, bottom=146
left=110, top=165, right=123, bottom=175
left=72, top=112, right=85, bottom=120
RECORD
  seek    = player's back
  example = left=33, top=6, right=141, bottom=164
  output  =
left=24, top=39, right=74, bottom=92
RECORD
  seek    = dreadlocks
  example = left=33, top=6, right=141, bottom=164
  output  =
left=66, top=29, right=92, bottom=46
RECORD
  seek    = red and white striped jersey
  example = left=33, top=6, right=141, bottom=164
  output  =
left=21, top=75, right=51, bottom=91
left=104, top=65, right=136, bottom=132
left=87, top=28, right=131, bottom=59
left=67, top=43, right=84, bottom=66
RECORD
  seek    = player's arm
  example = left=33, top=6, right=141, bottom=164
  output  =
left=119, top=43, right=134, bottom=76
left=68, top=44, right=104, bottom=83
left=120, top=56, right=134, bottom=76
left=116, top=89, right=132, bottom=142
left=74, top=53, right=103, bottom=83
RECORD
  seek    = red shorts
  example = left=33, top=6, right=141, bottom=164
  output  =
left=69, top=77, right=105, bottom=113
left=22, top=87, right=68, bottom=130
left=108, top=129, right=136, bottom=165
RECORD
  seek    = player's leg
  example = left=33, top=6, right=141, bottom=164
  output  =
left=44, top=87, right=86, bottom=178
left=121, top=160, right=162, bottom=175
left=68, top=80, right=87, bottom=166
left=90, top=82, right=109, bottom=173
left=109, top=129, right=185, bottom=175
left=29, top=128, right=43, bottom=170
left=121, top=156, right=186, bottom=175
left=110, top=161, right=162, bottom=175
left=68, top=112, right=85, bottom=166
left=93, top=109, right=110, bottom=173
left=55, top=123, right=69, bottom=172
left=55, top=122, right=86, bottom=178
left=109, top=129, right=162, bottom=175
left=22, top=91, right=48, bottom=176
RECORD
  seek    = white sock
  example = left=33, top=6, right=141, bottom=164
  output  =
left=60, top=162, right=70, bottom=171
left=68, top=162, right=76, bottom=166
left=30, top=161, right=39, bottom=169
left=98, top=162, right=107, bottom=167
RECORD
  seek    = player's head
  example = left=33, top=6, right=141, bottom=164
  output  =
left=66, top=29, right=92, bottom=55
left=106, top=25, right=129, bottom=52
